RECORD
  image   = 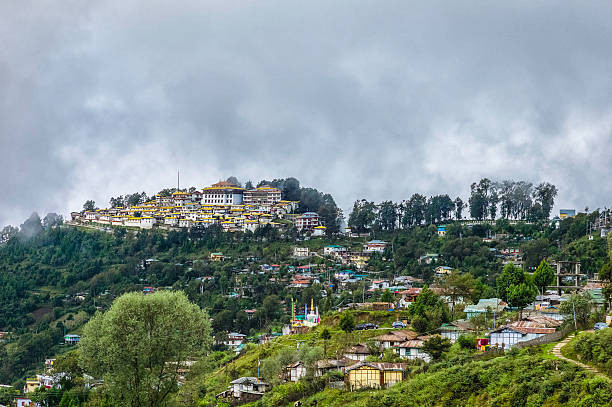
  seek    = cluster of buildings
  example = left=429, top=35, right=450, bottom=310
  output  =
left=4, top=359, right=63, bottom=407
left=69, top=182, right=326, bottom=233
left=294, top=240, right=388, bottom=270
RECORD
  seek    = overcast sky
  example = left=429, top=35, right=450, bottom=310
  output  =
left=2, top=0, right=612, bottom=227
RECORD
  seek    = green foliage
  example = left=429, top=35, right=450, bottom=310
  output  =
left=533, top=259, right=555, bottom=294
left=407, top=286, right=449, bottom=333
left=348, top=200, right=377, bottom=233
left=559, top=293, right=592, bottom=327
left=295, top=352, right=611, bottom=407
left=496, top=263, right=526, bottom=302
left=381, top=289, right=394, bottom=303
left=599, top=261, right=612, bottom=282
left=456, top=334, right=476, bottom=351
left=320, top=328, right=331, bottom=341
left=83, top=200, right=96, bottom=211
left=571, top=329, right=612, bottom=375
left=78, top=291, right=211, bottom=407
left=439, top=270, right=475, bottom=317
left=506, top=283, right=537, bottom=317
left=0, top=386, right=18, bottom=405
left=338, top=312, right=355, bottom=334
left=422, top=335, right=451, bottom=361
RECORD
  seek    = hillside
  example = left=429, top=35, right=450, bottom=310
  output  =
left=0, top=208, right=610, bottom=405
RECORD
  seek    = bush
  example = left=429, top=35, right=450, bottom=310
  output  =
left=457, top=334, right=476, bottom=351
left=571, top=329, right=612, bottom=375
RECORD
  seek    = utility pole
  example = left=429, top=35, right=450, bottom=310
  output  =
left=572, top=300, right=577, bottom=332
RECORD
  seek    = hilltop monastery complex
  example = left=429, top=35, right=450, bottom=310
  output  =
left=70, top=181, right=326, bottom=234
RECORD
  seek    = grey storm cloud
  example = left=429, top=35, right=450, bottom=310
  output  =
left=2, top=0, right=612, bottom=227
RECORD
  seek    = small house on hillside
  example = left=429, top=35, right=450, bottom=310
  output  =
left=372, top=330, right=418, bottom=349
left=324, top=245, right=347, bottom=256
left=398, top=288, right=422, bottom=308
left=489, top=319, right=559, bottom=348
left=285, top=361, right=307, bottom=382
left=316, top=358, right=351, bottom=376
left=439, top=320, right=476, bottom=343
left=369, top=280, right=390, bottom=291
left=64, top=334, right=80, bottom=345
left=217, top=377, right=269, bottom=402
left=363, top=240, right=387, bottom=253
left=293, top=247, right=310, bottom=258
left=464, top=298, right=507, bottom=319
left=15, top=398, right=33, bottom=407
left=345, top=362, right=406, bottom=390
left=396, top=337, right=431, bottom=362
left=435, top=266, right=453, bottom=275
left=344, top=344, right=370, bottom=361
left=223, top=332, right=246, bottom=350
left=418, top=253, right=439, bottom=265
left=210, top=252, right=224, bottom=261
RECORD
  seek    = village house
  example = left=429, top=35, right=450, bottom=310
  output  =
left=397, top=288, right=422, bottom=308
left=345, top=362, right=406, bottom=390
left=295, top=212, right=320, bottom=232
left=464, top=298, right=508, bottom=319
left=344, top=344, right=370, bottom=361
left=393, top=275, right=423, bottom=286
left=223, top=332, right=247, bottom=350
left=323, top=245, right=347, bottom=256
left=489, top=318, right=561, bottom=348
left=289, top=279, right=311, bottom=289
left=210, top=252, right=224, bottom=261
left=293, top=247, right=310, bottom=258
left=439, top=320, right=476, bottom=343
left=369, top=280, right=390, bottom=291
left=435, top=266, right=453, bottom=275
left=395, top=337, right=431, bottom=362
left=218, top=377, right=269, bottom=402
left=418, top=253, right=439, bottom=265
left=346, top=252, right=370, bottom=269
left=363, top=240, right=387, bottom=253
left=15, top=398, right=33, bottom=407
left=285, top=361, right=307, bottom=382
left=315, top=359, right=351, bottom=376
left=372, top=330, right=418, bottom=349
left=312, top=225, right=327, bottom=236
left=24, top=378, right=39, bottom=393
left=64, top=334, right=80, bottom=345
left=437, top=225, right=447, bottom=236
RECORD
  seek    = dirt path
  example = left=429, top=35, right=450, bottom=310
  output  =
left=552, top=333, right=603, bottom=376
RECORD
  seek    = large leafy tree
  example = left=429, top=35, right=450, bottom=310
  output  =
left=339, top=312, right=355, bottom=334
left=496, top=263, right=526, bottom=302
left=439, top=270, right=475, bottom=318
left=83, top=200, right=96, bottom=211
left=408, top=286, right=449, bottom=332
left=506, top=283, right=537, bottom=319
left=79, top=291, right=211, bottom=407
left=469, top=178, right=491, bottom=220
left=534, top=182, right=558, bottom=220
left=533, top=259, right=555, bottom=295
left=348, top=200, right=377, bottom=233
